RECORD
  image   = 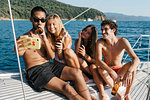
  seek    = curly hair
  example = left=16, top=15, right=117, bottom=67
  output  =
left=101, top=19, right=118, bottom=35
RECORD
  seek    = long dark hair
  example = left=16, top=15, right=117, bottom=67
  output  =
left=81, top=25, right=98, bottom=58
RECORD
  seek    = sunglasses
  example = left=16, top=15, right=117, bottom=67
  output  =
left=32, top=17, right=46, bottom=23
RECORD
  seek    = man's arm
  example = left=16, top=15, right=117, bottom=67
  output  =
left=43, top=38, right=55, bottom=59
left=96, top=39, right=118, bottom=80
left=41, top=33, right=55, bottom=59
left=122, top=38, right=140, bottom=72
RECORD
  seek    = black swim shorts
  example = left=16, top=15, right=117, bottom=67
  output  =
left=26, top=62, right=65, bottom=91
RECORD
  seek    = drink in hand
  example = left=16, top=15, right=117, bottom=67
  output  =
left=36, top=27, right=43, bottom=34
left=55, top=28, right=64, bottom=41
left=111, top=83, right=119, bottom=95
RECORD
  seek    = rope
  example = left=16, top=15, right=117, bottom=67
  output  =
left=8, top=0, right=26, bottom=99
left=64, top=0, right=103, bottom=25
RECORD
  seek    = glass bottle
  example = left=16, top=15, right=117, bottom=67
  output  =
left=37, top=27, right=43, bottom=34
left=111, top=83, right=120, bottom=95
left=55, top=28, right=65, bottom=41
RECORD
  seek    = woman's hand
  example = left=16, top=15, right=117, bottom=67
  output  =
left=56, top=40, right=63, bottom=50
left=79, top=31, right=82, bottom=39
left=78, top=45, right=86, bottom=57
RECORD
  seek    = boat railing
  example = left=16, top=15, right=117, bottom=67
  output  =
left=121, top=35, right=150, bottom=69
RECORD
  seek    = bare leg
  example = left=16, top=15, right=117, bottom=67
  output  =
left=98, top=67, right=123, bottom=100
left=98, top=68, right=114, bottom=88
left=78, top=57, right=91, bottom=75
left=64, top=48, right=80, bottom=68
left=60, top=66, right=92, bottom=100
left=124, top=71, right=136, bottom=100
left=64, top=48, right=89, bottom=82
left=90, top=64, right=107, bottom=100
left=117, top=62, right=136, bottom=100
left=44, top=77, right=84, bottom=100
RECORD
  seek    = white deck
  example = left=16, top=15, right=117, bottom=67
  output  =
left=0, top=62, right=149, bottom=100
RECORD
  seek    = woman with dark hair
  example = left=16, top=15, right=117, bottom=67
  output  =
left=75, top=25, right=98, bottom=79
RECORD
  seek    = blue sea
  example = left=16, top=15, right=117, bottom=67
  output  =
left=0, top=20, right=150, bottom=70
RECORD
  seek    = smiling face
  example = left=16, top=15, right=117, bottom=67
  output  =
left=81, top=27, right=92, bottom=40
left=101, top=25, right=115, bottom=40
left=46, top=14, right=64, bottom=37
left=31, top=11, right=46, bottom=30
left=47, top=19, right=58, bottom=36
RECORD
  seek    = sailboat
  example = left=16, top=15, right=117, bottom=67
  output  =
left=0, top=33, right=150, bottom=100
left=0, top=1, right=150, bottom=100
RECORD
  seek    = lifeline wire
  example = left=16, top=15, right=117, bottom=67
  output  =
left=8, top=0, right=26, bottom=99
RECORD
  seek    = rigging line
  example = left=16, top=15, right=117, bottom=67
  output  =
left=64, top=0, right=103, bottom=25
left=148, top=37, right=150, bottom=68
left=8, top=0, right=26, bottom=100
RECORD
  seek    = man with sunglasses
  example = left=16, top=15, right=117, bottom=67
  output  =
left=15, top=6, right=93, bottom=100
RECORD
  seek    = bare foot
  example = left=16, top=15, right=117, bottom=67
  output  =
left=90, top=94, right=97, bottom=100
left=117, top=91, right=123, bottom=100
left=125, top=94, right=131, bottom=100
left=99, top=92, right=108, bottom=100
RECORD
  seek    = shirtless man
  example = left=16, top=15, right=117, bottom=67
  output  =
left=96, top=20, right=140, bottom=100
left=15, top=6, right=93, bottom=100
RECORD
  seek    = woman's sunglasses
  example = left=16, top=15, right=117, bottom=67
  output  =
left=32, top=17, right=46, bottom=23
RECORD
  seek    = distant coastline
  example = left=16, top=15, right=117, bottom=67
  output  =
left=105, top=12, right=150, bottom=21
left=0, top=17, right=28, bottom=21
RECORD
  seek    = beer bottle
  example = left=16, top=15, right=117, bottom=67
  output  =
left=36, top=27, right=43, bottom=34
left=111, top=83, right=120, bottom=95
left=55, top=28, right=65, bottom=41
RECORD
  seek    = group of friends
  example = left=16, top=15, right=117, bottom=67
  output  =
left=15, top=6, right=140, bottom=100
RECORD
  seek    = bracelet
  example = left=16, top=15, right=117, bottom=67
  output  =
left=127, top=70, right=132, bottom=73
left=84, top=54, right=88, bottom=59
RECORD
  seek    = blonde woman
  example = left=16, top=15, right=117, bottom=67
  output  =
left=45, top=14, right=80, bottom=68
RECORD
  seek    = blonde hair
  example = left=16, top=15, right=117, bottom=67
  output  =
left=45, top=14, right=67, bottom=51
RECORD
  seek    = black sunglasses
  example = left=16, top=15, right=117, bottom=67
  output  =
left=32, top=17, right=46, bottom=23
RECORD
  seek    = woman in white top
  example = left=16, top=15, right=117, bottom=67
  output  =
left=45, top=14, right=80, bottom=69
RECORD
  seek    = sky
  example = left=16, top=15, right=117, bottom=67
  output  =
left=57, top=0, right=150, bottom=17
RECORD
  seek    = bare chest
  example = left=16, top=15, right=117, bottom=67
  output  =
left=102, top=44, right=125, bottom=65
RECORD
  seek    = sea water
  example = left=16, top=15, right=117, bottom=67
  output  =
left=0, top=20, right=150, bottom=70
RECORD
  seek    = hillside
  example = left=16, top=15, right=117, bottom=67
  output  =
left=0, top=0, right=106, bottom=20
left=105, top=12, right=150, bottom=21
